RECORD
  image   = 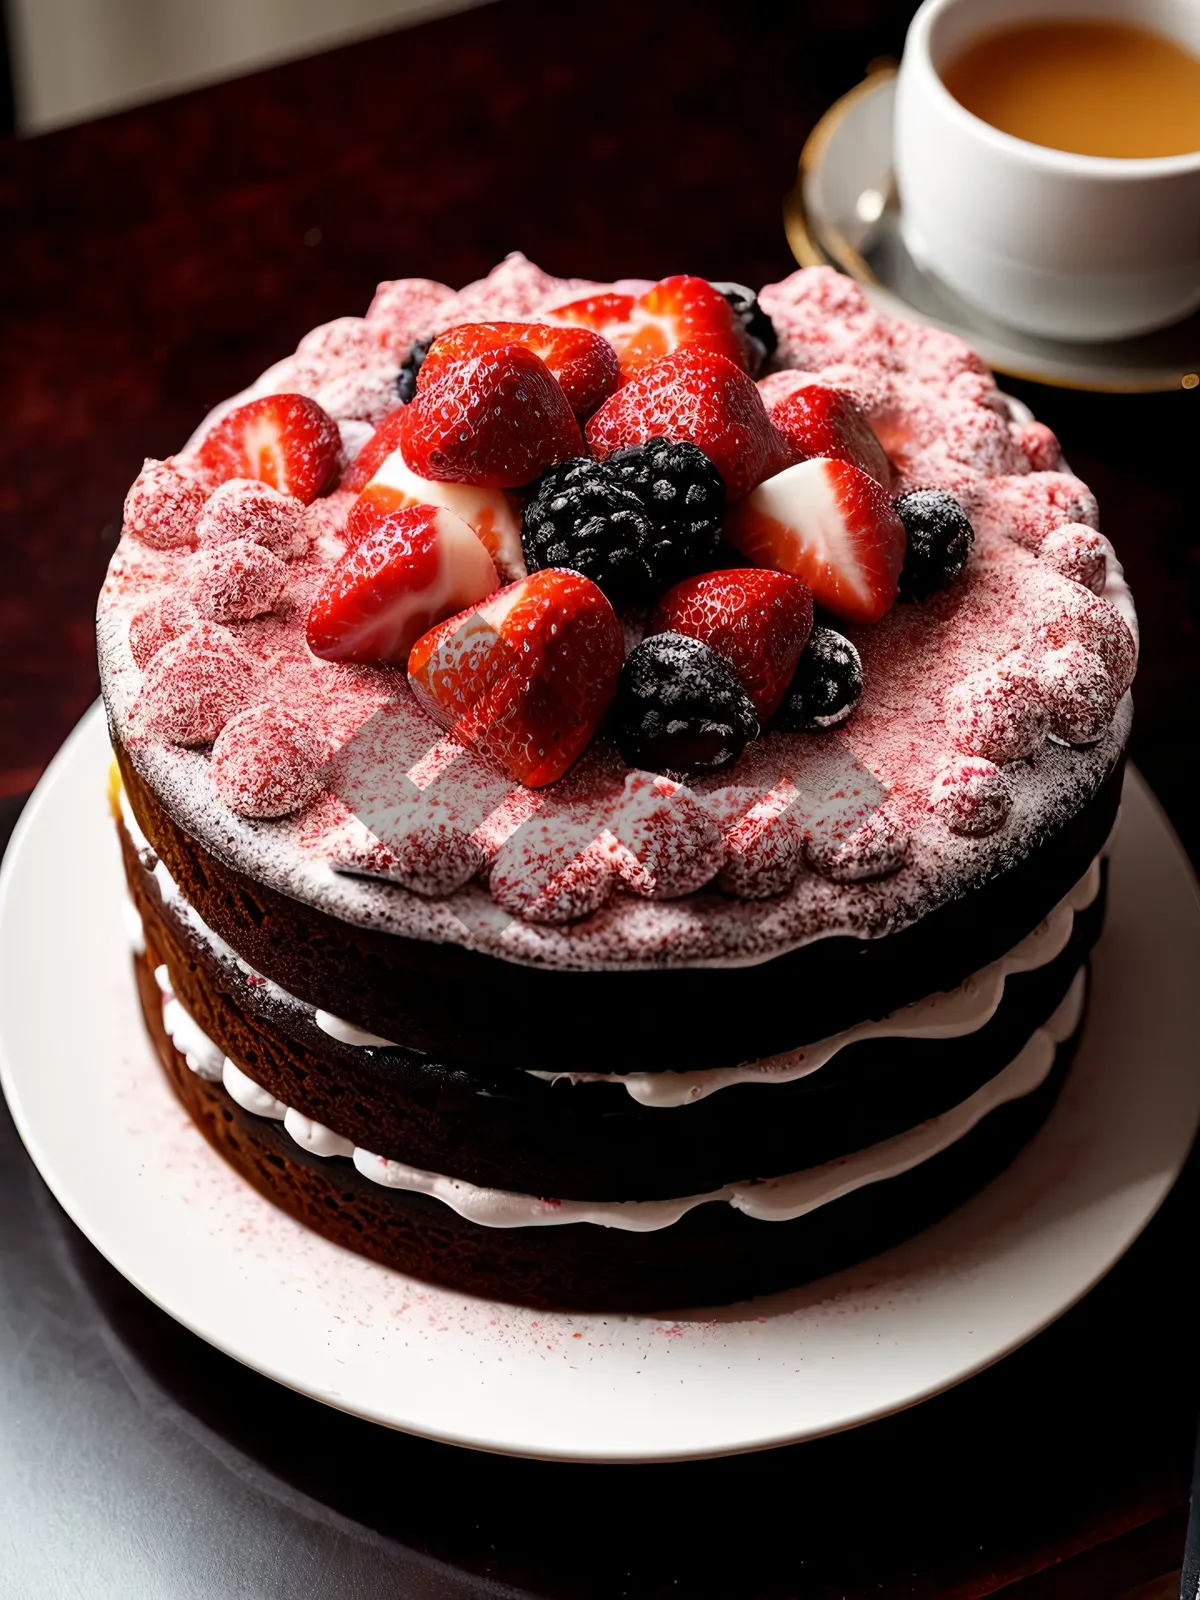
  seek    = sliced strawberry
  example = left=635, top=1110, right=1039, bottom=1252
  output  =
left=650, top=569, right=814, bottom=719
left=194, top=394, right=342, bottom=504
left=349, top=447, right=525, bottom=581
left=768, top=382, right=891, bottom=487
left=616, top=275, right=752, bottom=378
left=342, top=406, right=408, bottom=493
left=724, top=458, right=906, bottom=625
left=400, top=346, right=584, bottom=489
left=586, top=349, right=785, bottom=500
left=407, top=569, right=623, bottom=788
left=545, top=291, right=636, bottom=336
left=417, top=322, right=619, bottom=420
left=306, top=504, right=497, bottom=663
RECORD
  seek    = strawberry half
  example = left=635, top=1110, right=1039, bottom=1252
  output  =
left=724, top=458, right=906, bottom=625
left=546, top=290, right=636, bottom=336
left=306, top=503, right=497, bottom=663
left=768, top=382, right=891, bottom=487
left=407, top=569, right=623, bottom=787
left=342, top=405, right=408, bottom=493
left=650, top=569, right=814, bottom=720
left=585, top=349, right=790, bottom=500
left=616, top=275, right=752, bottom=378
left=400, top=346, right=584, bottom=489
left=417, top=322, right=619, bottom=420
left=195, top=394, right=342, bottom=504
left=348, top=447, right=525, bottom=582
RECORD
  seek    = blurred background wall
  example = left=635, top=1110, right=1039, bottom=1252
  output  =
left=5, top=0, right=488, bottom=133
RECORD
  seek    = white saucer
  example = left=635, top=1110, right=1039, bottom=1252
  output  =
left=2, top=705, right=1198, bottom=1462
left=785, top=69, right=1200, bottom=394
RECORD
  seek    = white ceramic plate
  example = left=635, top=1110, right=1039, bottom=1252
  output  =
left=784, top=70, right=1200, bottom=394
left=2, top=705, right=1198, bottom=1462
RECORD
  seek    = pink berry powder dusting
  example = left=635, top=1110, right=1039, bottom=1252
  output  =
left=97, top=261, right=1136, bottom=970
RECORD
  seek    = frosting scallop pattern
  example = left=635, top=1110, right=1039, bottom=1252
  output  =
left=98, top=258, right=1136, bottom=972
left=151, top=953, right=1085, bottom=1231
left=124, top=793, right=1109, bottom=1109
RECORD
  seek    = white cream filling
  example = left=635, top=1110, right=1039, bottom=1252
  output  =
left=122, top=778, right=1108, bottom=1110
left=154, top=962, right=224, bottom=1082
left=532, top=858, right=1103, bottom=1107
left=124, top=786, right=1099, bottom=1230
left=147, top=950, right=1085, bottom=1233
left=313, top=1009, right=398, bottom=1048
left=352, top=972, right=1085, bottom=1231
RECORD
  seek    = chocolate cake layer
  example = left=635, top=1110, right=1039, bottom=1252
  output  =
left=126, top=812, right=1102, bottom=1202
left=136, top=944, right=1082, bottom=1311
left=117, top=738, right=1122, bottom=1078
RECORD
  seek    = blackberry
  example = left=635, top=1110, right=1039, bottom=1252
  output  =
left=895, top=489, right=975, bottom=601
left=612, top=632, right=759, bottom=777
left=521, top=459, right=658, bottom=602
left=605, top=439, right=725, bottom=582
left=395, top=336, right=432, bottom=404
left=710, top=280, right=778, bottom=372
left=775, top=626, right=863, bottom=731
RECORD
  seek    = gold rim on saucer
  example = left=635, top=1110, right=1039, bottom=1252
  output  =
left=783, top=70, right=1200, bottom=395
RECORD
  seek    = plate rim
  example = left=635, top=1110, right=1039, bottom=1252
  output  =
left=2, top=703, right=1199, bottom=1463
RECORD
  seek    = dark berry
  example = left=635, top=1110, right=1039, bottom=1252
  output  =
left=709, top=280, right=778, bottom=371
left=521, top=459, right=658, bottom=602
left=395, top=336, right=432, bottom=405
left=894, top=489, right=975, bottom=601
left=612, top=632, right=759, bottom=777
left=522, top=444, right=724, bottom=604
left=604, top=439, right=725, bottom=582
left=775, top=626, right=863, bottom=731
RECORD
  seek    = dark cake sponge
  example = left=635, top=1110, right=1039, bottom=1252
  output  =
left=136, top=940, right=1084, bottom=1313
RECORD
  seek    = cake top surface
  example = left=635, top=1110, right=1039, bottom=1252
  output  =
left=97, top=254, right=1135, bottom=971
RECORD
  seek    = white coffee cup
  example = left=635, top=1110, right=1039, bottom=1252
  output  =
left=894, top=0, right=1200, bottom=341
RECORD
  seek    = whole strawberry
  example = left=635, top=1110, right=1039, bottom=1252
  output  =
left=417, top=322, right=619, bottom=419
left=407, top=569, right=624, bottom=787
left=401, top=346, right=584, bottom=489
left=586, top=349, right=789, bottom=500
left=769, top=382, right=891, bottom=487
left=650, top=569, right=814, bottom=720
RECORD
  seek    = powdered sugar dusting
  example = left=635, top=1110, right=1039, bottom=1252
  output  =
left=211, top=703, right=325, bottom=819
left=123, top=458, right=209, bottom=550
left=186, top=538, right=287, bottom=622
left=490, top=820, right=614, bottom=925
left=196, top=479, right=309, bottom=561
left=98, top=261, right=1135, bottom=971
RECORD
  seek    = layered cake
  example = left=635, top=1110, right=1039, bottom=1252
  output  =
left=98, top=255, right=1135, bottom=1310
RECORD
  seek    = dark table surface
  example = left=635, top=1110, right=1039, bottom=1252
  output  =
left=1, top=2, right=1198, bottom=1594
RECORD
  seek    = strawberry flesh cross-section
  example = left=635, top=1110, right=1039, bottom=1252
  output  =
left=306, top=503, right=498, bottom=663
left=723, top=457, right=906, bottom=624
left=348, top=448, right=526, bottom=582
left=399, top=345, right=584, bottom=489
left=194, top=394, right=343, bottom=504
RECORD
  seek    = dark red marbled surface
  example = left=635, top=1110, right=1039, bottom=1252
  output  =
left=0, top=4, right=1197, bottom=1594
